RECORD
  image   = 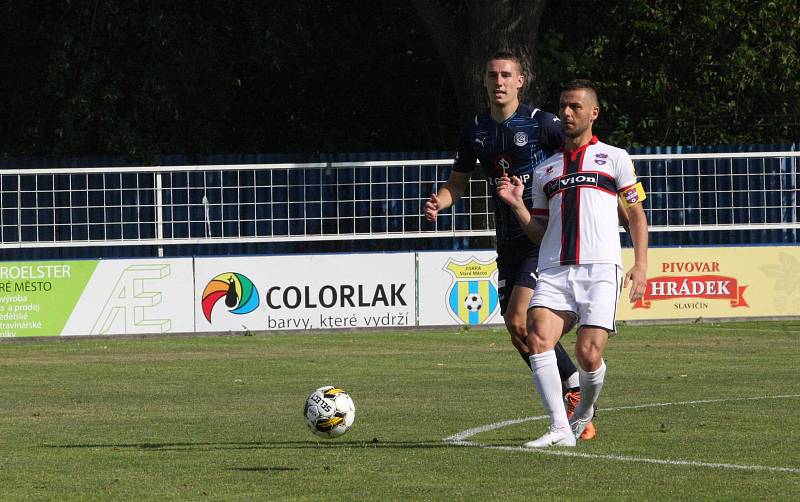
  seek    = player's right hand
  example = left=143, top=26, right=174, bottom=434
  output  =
left=424, top=193, right=440, bottom=222
left=496, top=175, right=524, bottom=207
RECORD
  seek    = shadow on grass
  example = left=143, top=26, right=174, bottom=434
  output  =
left=42, top=439, right=454, bottom=451
left=228, top=467, right=300, bottom=472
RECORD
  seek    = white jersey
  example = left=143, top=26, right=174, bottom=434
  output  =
left=531, top=136, right=646, bottom=271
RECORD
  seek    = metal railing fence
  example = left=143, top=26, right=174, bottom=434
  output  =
left=1, top=152, right=797, bottom=251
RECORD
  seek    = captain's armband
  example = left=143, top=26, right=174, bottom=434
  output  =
left=619, top=182, right=646, bottom=208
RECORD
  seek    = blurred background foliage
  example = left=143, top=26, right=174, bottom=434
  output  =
left=0, top=0, right=797, bottom=160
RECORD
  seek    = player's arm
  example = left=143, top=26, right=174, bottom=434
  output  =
left=617, top=198, right=630, bottom=233
left=617, top=164, right=649, bottom=302
left=616, top=153, right=649, bottom=302
left=495, top=175, right=546, bottom=243
left=623, top=201, right=648, bottom=302
left=425, top=126, right=475, bottom=222
left=425, top=171, right=470, bottom=222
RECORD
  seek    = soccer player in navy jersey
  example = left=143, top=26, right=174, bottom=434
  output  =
left=424, top=51, right=595, bottom=440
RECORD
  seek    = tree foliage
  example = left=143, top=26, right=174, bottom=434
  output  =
left=0, top=0, right=797, bottom=159
left=0, top=1, right=457, bottom=159
left=537, top=0, right=800, bottom=146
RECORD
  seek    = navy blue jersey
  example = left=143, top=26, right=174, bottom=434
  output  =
left=452, top=104, right=563, bottom=242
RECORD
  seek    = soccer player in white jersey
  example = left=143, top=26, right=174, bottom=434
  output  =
left=496, top=79, right=649, bottom=447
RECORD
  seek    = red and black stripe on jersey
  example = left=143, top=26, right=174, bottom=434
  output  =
left=549, top=141, right=617, bottom=265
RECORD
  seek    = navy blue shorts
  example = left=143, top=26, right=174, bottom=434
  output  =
left=496, top=237, right=539, bottom=316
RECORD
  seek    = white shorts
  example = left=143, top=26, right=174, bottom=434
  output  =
left=529, top=263, right=623, bottom=334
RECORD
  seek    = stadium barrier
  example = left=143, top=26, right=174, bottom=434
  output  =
left=1, top=150, right=797, bottom=335
left=1, top=245, right=798, bottom=337
left=1, top=151, right=797, bottom=254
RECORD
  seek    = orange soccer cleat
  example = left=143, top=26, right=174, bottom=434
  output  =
left=564, top=390, right=580, bottom=417
left=579, top=419, right=597, bottom=440
left=563, top=390, right=597, bottom=440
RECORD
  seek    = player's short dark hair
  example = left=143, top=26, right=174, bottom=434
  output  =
left=487, top=50, right=524, bottom=75
left=488, top=50, right=520, bottom=63
left=561, top=79, right=599, bottom=105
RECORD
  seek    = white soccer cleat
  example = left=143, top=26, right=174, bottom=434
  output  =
left=569, top=405, right=594, bottom=439
left=523, top=426, right=576, bottom=448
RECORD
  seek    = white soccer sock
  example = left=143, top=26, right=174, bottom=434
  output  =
left=530, top=350, right=570, bottom=430
left=562, top=371, right=579, bottom=392
left=574, top=360, right=607, bottom=419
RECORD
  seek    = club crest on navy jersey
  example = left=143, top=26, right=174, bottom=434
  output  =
left=494, top=155, right=512, bottom=175
left=451, top=103, right=564, bottom=242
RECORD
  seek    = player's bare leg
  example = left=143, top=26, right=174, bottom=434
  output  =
left=523, top=307, right=575, bottom=448
left=569, top=326, right=609, bottom=439
left=507, top=287, right=581, bottom=390
left=507, top=288, right=595, bottom=442
left=574, top=326, right=608, bottom=372
left=504, top=285, right=532, bottom=358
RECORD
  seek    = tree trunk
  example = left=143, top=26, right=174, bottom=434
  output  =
left=412, top=0, right=547, bottom=123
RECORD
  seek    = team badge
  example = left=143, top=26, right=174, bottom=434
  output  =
left=595, top=153, right=608, bottom=165
left=624, top=187, right=640, bottom=204
left=443, top=257, right=499, bottom=325
left=495, top=155, right=512, bottom=174
left=513, top=132, right=528, bottom=146
left=620, top=182, right=647, bottom=207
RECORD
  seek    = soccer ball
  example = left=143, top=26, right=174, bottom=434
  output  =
left=464, top=294, right=483, bottom=311
left=304, top=386, right=356, bottom=438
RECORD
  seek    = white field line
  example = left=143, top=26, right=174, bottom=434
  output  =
left=443, top=394, right=800, bottom=474
left=650, top=326, right=800, bottom=335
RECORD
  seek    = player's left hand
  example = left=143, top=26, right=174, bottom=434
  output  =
left=624, top=263, right=647, bottom=302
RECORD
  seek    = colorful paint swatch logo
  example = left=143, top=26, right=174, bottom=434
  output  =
left=202, top=272, right=260, bottom=322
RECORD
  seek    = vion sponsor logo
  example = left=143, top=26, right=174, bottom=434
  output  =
left=633, top=261, right=748, bottom=309
left=545, top=172, right=598, bottom=197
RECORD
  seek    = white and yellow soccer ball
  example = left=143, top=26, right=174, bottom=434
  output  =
left=304, top=386, right=356, bottom=438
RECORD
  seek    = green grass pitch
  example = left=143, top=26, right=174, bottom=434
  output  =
left=0, top=321, right=798, bottom=500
